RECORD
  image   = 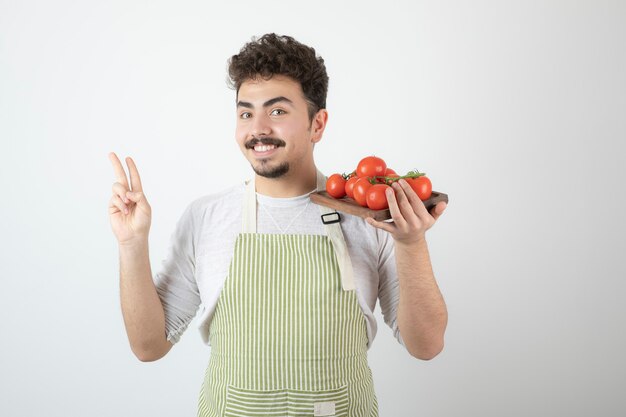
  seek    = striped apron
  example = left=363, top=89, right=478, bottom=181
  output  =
left=198, top=172, right=378, bottom=417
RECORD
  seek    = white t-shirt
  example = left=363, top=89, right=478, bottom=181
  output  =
left=152, top=181, right=406, bottom=351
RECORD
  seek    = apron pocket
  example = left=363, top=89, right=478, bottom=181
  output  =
left=223, top=384, right=349, bottom=417
left=287, top=385, right=349, bottom=417
left=224, top=385, right=288, bottom=416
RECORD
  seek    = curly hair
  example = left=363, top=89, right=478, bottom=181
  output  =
left=227, top=33, right=329, bottom=122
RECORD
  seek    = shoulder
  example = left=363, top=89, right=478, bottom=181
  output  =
left=340, top=213, right=381, bottom=240
left=341, top=213, right=395, bottom=255
left=180, top=182, right=246, bottom=252
left=185, top=182, right=246, bottom=220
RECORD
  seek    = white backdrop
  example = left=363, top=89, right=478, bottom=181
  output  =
left=1, top=0, right=625, bottom=416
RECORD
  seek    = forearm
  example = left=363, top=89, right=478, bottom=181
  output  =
left=395, top=238, right=448, bottom=360
left=119, top=241, right=170, bottom=361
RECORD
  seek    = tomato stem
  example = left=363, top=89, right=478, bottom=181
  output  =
left=371, top=171, right=426, bottom=185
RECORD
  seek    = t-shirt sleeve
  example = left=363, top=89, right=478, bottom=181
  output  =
left=376, top=228, right=407, bottom=348
left=152, top=201, right=201, bottom=344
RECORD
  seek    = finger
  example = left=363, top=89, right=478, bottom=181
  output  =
left=385, top=186, right=407, bottom=227
left=365, top=217, right=397, bottom=234
left=391, top=181, right=416, bottom=221
left=112, top=182, right=130, bottom=203
left=125, top=156, right=143, bottom=192
left=109, top=194, right=129, bottom=215
left=429, top=201, right=447, bottom=221
left=108, top=152, right=130, bottom=189
left=397, top=179, right=429, bottom=219
left=125, top=190, right=144, bottom=204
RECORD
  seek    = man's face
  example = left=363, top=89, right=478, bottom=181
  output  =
left=235, top=75, right=321, bottom=179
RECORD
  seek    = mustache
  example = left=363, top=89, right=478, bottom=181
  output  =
left=245, top=137, right=286, bottom=149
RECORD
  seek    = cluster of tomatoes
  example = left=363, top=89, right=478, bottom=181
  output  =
left=326, top=156, right=433, bottom=210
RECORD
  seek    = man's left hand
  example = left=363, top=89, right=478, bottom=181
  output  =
left=366, top=179, right=447, bottom=245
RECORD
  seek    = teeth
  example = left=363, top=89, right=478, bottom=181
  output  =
left=254, top=144, right=276, bottom=152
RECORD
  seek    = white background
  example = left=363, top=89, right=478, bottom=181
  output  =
left=1, top=0, right=625, bottom=416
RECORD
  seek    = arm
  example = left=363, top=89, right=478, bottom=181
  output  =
left=367, top=179, right=448, bottom=360
left=108, top=152, right=172, bottom=362
left=394, top=237, right=447, bottom=360
left=119, top=240, right=173, bottom=362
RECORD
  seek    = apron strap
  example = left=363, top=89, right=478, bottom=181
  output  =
left=242, top=178, right=257, bottom=234
left=314, top=170, right=356, bottom=291
left=242, top=171, right=356, bottom=291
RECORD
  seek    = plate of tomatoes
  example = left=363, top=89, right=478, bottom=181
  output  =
left=311, top=156, right=449, bottom=221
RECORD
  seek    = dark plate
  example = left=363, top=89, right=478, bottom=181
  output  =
left=310, top=190, right=449, bottom=221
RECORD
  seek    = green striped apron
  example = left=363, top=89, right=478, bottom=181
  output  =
left=198, top=172, right=378, bottom=417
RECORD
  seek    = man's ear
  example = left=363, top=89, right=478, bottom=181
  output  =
left=310, top=109, right=328, bottom=144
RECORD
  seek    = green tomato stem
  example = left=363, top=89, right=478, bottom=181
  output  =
left=371, top=172, right=426, bottom=184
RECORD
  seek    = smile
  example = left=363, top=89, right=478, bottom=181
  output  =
left=254, top=144, right=276, bottom=152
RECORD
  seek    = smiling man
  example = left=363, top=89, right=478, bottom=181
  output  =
left=109, top=33, right=447, bottom=417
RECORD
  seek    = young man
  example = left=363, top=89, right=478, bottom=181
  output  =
left=109, top=33, right=447, bottom=417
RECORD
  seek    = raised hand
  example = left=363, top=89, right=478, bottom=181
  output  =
left=366, top=179, right=447, bottom=246
left=108, top=152, right=152, bottom=245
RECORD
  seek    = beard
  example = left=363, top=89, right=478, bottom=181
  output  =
left=252, top=160, right=290, bottom=178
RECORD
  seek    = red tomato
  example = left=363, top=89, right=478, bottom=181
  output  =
left=386, top=175, right=400, bottom=185
left=352, top=177, right=373, bottom=207
left=344, top=176, right=359, bottom=199
left=374, top=167, right=397, bottom=184
left=326, top=173, right=347, bottom=198
left=408, top=176, right=432, bottom=201
left=385, top=168, right=397, bottom=176
left=356, top=156, right=387, bottom=178
left=383, top=168, right=400, bottom=184
left=366, top=184, right=391, bottom=210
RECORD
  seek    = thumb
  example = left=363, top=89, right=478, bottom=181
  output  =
left=126, top=191, right=145, bottom=204
left=431, top=201, right=447, bottom=221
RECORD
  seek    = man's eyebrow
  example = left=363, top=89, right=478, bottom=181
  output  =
left=263, top=96, right=294, bottom=108
left=237, top=96, right=294, bottom=109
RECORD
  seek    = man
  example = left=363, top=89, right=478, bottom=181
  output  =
left=108, top=33, right=448, bottom=416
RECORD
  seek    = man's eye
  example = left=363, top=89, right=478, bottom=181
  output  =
left=270, top=109, right=286, bottom=116
left=240, top=112, right=251, bottom=119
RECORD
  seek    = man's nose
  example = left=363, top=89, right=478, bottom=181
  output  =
left=250, top=113, right=272, bottom=138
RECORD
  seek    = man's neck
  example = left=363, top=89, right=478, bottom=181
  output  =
left=254, top=166, right=318, bottom=198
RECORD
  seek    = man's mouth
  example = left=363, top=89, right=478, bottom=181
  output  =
left=245, top=138, right=286, bottom=156
left=253, top=144, right=277, bottom=152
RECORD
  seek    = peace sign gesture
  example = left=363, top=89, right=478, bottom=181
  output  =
left=108, top=152, right=152, bottom=246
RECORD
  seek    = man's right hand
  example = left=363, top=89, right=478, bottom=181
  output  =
left=108, top=152, right=152, bottom=246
